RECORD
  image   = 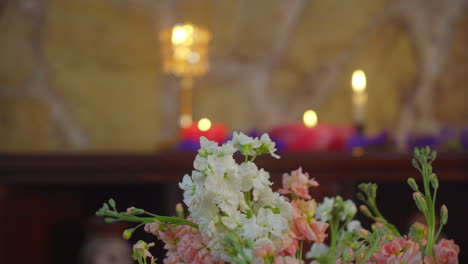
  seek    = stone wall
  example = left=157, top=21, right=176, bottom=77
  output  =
left=1, top=0, right=467, bottom=152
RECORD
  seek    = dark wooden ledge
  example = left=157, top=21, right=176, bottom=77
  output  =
left=0, top=152, right=467, bottom=184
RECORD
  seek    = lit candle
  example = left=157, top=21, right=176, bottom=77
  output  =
left=351, top=70, right=367, bottom=132
left=197, top=118, right=212, bottom=131
left=303, top=110, right=318, bottom=128
left=180, top=118, right=228, bottom=145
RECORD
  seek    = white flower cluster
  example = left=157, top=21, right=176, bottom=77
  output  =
left=315, top=196, right=357, bottom=222
left=179, top=133, right=289, bottom=262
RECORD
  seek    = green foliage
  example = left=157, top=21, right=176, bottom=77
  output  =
left=410, top=147, right=447, bottom=258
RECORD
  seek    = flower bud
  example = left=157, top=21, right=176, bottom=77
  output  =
left=360, top=205, right=373, bottom=218
left=176, top=203, right=184, bottom=218
left=430, top=173, right=439, bottom=189
left=127, top=207, right=144, bottom=215
left=123, top=228, right=135, bottom=240
left=424, top=146, right=430, bottom=155
left=413, top=192, right=427, bottom=212
left=359, top=228, right=368, bottom=236
left=108, top=198, right=116, bottom=209
left=414, top=148, right=420, bottom=158
left=440, top=205, right=448, bottom=225
left=407, top=178, right=419, bottom=191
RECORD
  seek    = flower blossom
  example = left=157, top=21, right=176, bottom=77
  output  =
left=372, top=237, right=421, bottom=264
left=425, top=239, right=460, bottom=264
left=133, top=240, right=156, bottom=264
left=150, top=222, right=223, bottom=264
left=290, top=200, right=328, bottom=243
left=278, top=233, right=299, bottom=256
left=279, top=167, right=319, bottom=200
left=306, top=242, right=329, bottom=260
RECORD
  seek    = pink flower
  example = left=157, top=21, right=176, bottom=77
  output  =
left=144, top=220, right=161, bottom=236
left=290, top=200, right=328, bottom=243
left=292, top=217, right=328, bottom=243
left=152, top=220, right=222, bottom=264
left=157, top=225, right=183, bottom=250
left=372, top=237, right=421, bottom=264
left=432, top=239, right=459, bottom=264
left=278, top=167, right=319, bottom=200
left=279, top=234, right=299, bottom=256
left=163, top=251, right=181, bottom=264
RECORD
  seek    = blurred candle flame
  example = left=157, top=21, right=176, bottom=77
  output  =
left=303, top=110, right=318, bottom=128
left=198, top=118, right=212, bottom=131
left=352, top=70, right=366, bottom=93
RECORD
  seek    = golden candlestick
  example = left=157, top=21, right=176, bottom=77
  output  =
left=159, top=23, right=211, bottom=128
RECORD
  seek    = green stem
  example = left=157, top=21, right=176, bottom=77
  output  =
left=358, top=240, right=380, bottom=264
left=425, top=174, right=437, bottom=256
left=422, top=163, right=432, bottom=204
left=297, top=241, right=304, bottom=264
left=434, top=223, right=445, bottom=243
left=105, top=211, right=199, bottom=228
left=238, top=248, right=251, bottom=264
left=368, top=202, right=401, bottom=237
left=327, top=220, right=339, bottom=264
left=244, top=191, right=253, bottom=218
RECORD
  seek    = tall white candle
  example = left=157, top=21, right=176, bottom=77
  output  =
left=351, top=70, right=367, bottom=126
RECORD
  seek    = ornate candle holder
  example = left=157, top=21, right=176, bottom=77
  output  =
left=159, top=23, right=211, bottom=128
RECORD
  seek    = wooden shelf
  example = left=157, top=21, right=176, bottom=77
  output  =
left=0, top=151, right=467, bottom=184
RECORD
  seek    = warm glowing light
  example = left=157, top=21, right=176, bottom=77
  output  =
left=352, top=70, right=366, bottom=93
left=171, top=24, right=194, bottom=45
left=198, top=118, right=212, bottom=131
left=303, top=110, right=318, bottom=128
left=160, top=23, right=211, bottom=76
left=179, top=114, right=192, bottom=128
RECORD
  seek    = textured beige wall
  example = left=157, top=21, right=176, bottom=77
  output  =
left=0, top=0, right=467, bottom=152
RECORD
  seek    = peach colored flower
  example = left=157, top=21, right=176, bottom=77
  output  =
left=157, top=225, right=183, bottom=250
left=427, top=239, right=459, bottom=264
left=255, top=240, right=275, bottom=259
left=290, top=200, right=328, bottom=243
left=278, top=167, right=319, bottom=200
left=163, top=251, right=181, bottom=264
left=279, top=234, right=299, bottom=256
left=144, top=220, right=161, bottom=236
left=292, top=217, right=328, bottom=243
left=372, top=237, right=421, bottom=264
left=291, top=199, right=317, bottom=220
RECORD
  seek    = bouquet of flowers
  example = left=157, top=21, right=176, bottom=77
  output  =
left=96, top=132, right=459, bottom=264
